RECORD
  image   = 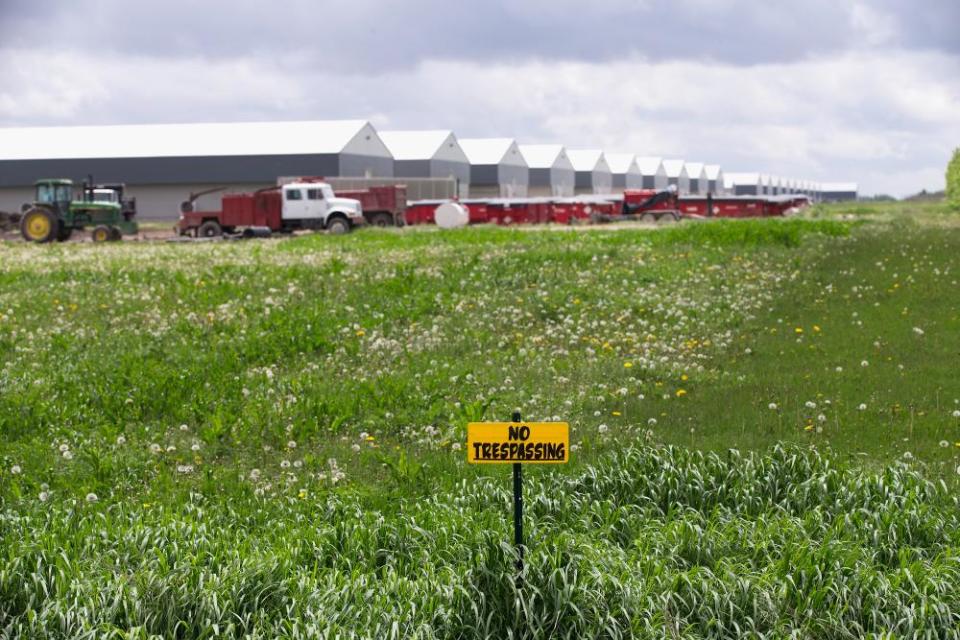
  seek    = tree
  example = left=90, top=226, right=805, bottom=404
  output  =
left=947, top=147, right=960, bottom=209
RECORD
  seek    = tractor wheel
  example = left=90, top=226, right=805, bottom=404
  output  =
left=369, top=212, right=394, bottom=228
left=198, top=220, right=222, bottom=238
left=326, top=217, right=351, bottom=235
left=640, top=212, right=657, bottom=224
left=91, top=225, right=112, bottom=242
left=20, top=208, right=59, bottom=243
left=109, top=227, right=122, bottom=241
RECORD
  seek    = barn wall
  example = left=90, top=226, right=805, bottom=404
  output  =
left=0, top=153, right=397, bottom=188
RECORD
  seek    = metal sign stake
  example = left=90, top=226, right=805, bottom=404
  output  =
left=512, top=410, right=524, bottom=586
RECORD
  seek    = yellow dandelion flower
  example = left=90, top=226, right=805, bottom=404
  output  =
left=676, top=389, right=687, bottom=397
left=356, top=329, right=366, bottom=337
left=813, top=325, right=821, bottom=332
left=624, top=362, right=633, bottom=368
left=794, top=327, right=803, bottom=334
left=680, top=374, right=688, bottom=381
left=612, top=411, right=621, bottom=416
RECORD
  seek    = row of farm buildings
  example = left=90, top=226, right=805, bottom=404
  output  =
left=0, top=120, right=858, bottom=220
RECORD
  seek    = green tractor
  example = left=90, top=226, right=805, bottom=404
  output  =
left=20, top=178, right=138, bottom=243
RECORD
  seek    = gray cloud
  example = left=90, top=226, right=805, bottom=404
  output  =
left=1, top=0, right=956, bottom=71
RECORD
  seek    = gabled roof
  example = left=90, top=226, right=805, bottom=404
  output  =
left=662, top=159, right=687, bottom=178
left=379, top=130, right=456, bottom=161
left=0, top=120, right=374, bottom=160
left=725, top=172, right=761, bottom=185
left=684, top=162, right=706, bottom=178
left=635, top=157, right=664, bottom=174
left=459, top=138, right=519, bottom=165
left=518, top=144, right=567, bottom=169
left=820, top=182, right=858, bottom=192
left=566, top=149, right=606, bottom=172
left=605, top=153, right=640, bottom=175
left=704, top=164, right=722, bottom=180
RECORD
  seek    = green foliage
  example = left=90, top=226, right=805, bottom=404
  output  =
left=2, top=445, right=959, bottom=638
left=947, top=147, right=960, bottom=209
left=1, top=212, right=959, bottom=636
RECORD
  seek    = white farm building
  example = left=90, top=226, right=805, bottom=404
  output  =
left=0, top=120, right=394, bottom=220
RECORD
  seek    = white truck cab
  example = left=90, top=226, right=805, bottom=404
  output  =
left=281, top=182, right=364, bottom=231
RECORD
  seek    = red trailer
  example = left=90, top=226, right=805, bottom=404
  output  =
left=334, top=185, right=407, bottom=227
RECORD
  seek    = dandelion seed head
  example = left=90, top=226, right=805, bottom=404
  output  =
left=85, top=492, right=98, bottom=503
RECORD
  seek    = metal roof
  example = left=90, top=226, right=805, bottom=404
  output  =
left=820, top=182, right=858, bottom=192
left=0, top=120, right=374, bottom=160
left=566, top=149, right=606, bottom=172
left=635, top=156, right=664, bottom=174
left=605, top=153, right=639, bottom=175
left=459, top=138, right=521, bottom=165
left=684, top=162, right=706, bottom=178
left=725, top=172, right=761, bottom=185
left=518, top=144, right=567, bottom=168
left=662, top=159, right=686, bottom=178
left=704, top=164, right=722, bottom=180
left=379, top=130, right=456, bottom=161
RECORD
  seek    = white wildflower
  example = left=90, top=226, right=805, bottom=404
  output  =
left=858, top=404, right=867, bottom=411
left=176, top=464, right=194, bottom=474
left=351, top=443, right=361, bottom=453
left=280, top=460, right=291, bottom=469
left=861, top=360, right=869, bottom=367
left=912, top=327, right=924, bottom=335
left=598, top=424, right=609, bottom=434
left=116, top=435, right=126, bottom=445
left=85, top=492, right=98, bottom=503
left=62, top=450, right=73, bottom=460
left=286, top=440, right=297, bottom=449
left=768, top=403, right=778, bottom=411
left=451, top=442, right=462, bottom=451
left=939, top=440, right=950, bottom=448
left=39, top=491, right=49, bottom=502
left=10, top=465, right=21, bottom=475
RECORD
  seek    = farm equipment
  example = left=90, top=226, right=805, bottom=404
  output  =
left=177, top=179, right=365, bottom=237
left=19, top=178, right=138, bottom=243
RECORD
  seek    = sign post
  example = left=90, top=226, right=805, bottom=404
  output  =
left=467, top=414, right=570, bottom=586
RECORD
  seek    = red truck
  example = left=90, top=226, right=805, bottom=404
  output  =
left=177, top=180, right=407, bottom=237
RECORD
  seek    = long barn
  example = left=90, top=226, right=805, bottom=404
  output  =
left=518, top=144, right=575, bottom=197
left=0, top=120, right=394, bottom=221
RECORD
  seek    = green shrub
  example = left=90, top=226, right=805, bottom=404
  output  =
left=947, top=147, right=960, bottom=210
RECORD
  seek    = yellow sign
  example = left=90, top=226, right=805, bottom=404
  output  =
left=467, top=422, right=569, bottom=464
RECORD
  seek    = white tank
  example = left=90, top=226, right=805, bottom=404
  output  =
left=434, top=202, right=469, bottom=229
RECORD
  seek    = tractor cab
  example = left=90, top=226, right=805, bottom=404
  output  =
left=35, top=179, right=75, bottom=213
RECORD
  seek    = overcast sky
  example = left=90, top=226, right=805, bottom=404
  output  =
left=1, top=0, right=957, bottom=196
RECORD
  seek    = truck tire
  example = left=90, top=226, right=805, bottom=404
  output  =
left=91, top=225, right=112, bottom=242
left=656, top=212, right=679, bottom=224
left=198, top=220, right=222, bottom=238
left=326, top=217, right=351, bottom=235
left=20, top=208, right=59, bottom=243
left=640, top=212, right=657, bottom=224
left=368, top=212, right=394, bottom=228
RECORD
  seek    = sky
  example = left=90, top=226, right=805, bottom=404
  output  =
left=0, top=0, right=958, bottom=197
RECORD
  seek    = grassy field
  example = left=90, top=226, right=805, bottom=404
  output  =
left=2, top=208, right=960, bottom=638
